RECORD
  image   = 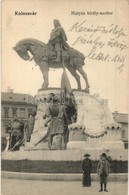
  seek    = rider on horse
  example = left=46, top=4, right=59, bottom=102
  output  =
left=49, top=19, right=70, bottom=63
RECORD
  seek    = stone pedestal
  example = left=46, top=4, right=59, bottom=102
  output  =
left=3, top=88, right=126, bottom=160
left=25, top=88, right=64, bottom=150
left=67, top=90, right=124, bottom=150
left=24, top=88, right=124, bottom=152
left=67, top=124, right=86, bottom=149
left=68, top=124, right=86, bottom=141
left=102, top=122, right=124, bottom=149
left=72, top=91, right=113, bottom=134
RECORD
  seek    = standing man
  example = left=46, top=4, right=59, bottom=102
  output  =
left=97, top=153, right=110, bottom=192
left=49, top=19, right=70, bottom=63
left=9, top=117, right=24, bottom=151
left=82, top=153, right=92, bottom=187
left=44, top=96, right=67, bottom=150
left=63, top=93, right=77, bottom=145
left=25, top=108, right=37, bottom=142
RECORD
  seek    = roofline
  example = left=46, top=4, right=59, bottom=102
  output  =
left=1, top=101, right=36, bottom=106
left=112, top=112, right=128, bottom=115
left=1, top=91, right=33, bottom=96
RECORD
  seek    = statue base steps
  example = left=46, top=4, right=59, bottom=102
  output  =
left=2, top=148, right=127, bottom=161
left=67, top=141, right=124, bottom=150
left=24, top=135, right=63, bottom=150
left=102, top=141, right=124, bottom=150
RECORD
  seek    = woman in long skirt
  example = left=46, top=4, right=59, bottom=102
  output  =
left=82, top=153, right=92, bottom=187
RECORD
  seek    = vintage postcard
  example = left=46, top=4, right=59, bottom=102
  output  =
left=1, top=0, right=129, bottom=195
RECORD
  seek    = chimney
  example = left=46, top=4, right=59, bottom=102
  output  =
left=7, top=86, right=14, bottom=93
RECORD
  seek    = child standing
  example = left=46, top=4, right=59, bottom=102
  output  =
left=97, top=153, right=110, bottom=192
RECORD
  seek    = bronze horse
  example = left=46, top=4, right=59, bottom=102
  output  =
left=13, top=38, right=90, bottom=92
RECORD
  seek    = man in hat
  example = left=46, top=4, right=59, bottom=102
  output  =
left=82, top=153, right=92, bottom=187
left=97, top=153, right=110, bottom=192
left=49, top=19, right=70, bottom=63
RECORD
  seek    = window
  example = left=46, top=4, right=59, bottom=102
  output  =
left=4, top=108, right=9, bottom=118
left=20, top=108, right=25, bottom=118
left=28, top=109, right=32, bottom=117
left=4, top=124, right=9, bottom=133
left=12, top=108, right=17, bottom=118
left=124, top=142, right=128, bottom=149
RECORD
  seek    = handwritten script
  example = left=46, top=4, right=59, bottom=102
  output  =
left=69, top=20, right=128, bottom=73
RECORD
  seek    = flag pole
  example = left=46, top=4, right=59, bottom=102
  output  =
left=60, top=46, right=72, bottom=104
left=61, top=47, right=65, bottom=104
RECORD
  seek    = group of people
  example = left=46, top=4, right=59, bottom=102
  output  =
left=5, top=91, right=76, bottom=151
left=6, top=108, right=37, bottom=151
left=82, top=153, right=110, bottom=192
left=6, top=117, right=25, bottom=151
left=35, top=92, right=77, bottom=150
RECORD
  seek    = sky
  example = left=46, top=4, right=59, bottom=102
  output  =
left=1, top=0, right=129, bottom=113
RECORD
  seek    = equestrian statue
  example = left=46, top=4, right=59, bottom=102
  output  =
left=13, top=19, right=90, bottom=92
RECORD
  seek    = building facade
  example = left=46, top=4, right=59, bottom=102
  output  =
left=1, top=91, right=36, bottom=135
left=112, top=112, right=128, bottom=149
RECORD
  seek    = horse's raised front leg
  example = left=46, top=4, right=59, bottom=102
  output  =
left=77, top=67, right=90, bottom=93
left=66, top=65, right=81, bottom=89
left=39, top=61, right=49, bottom=89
